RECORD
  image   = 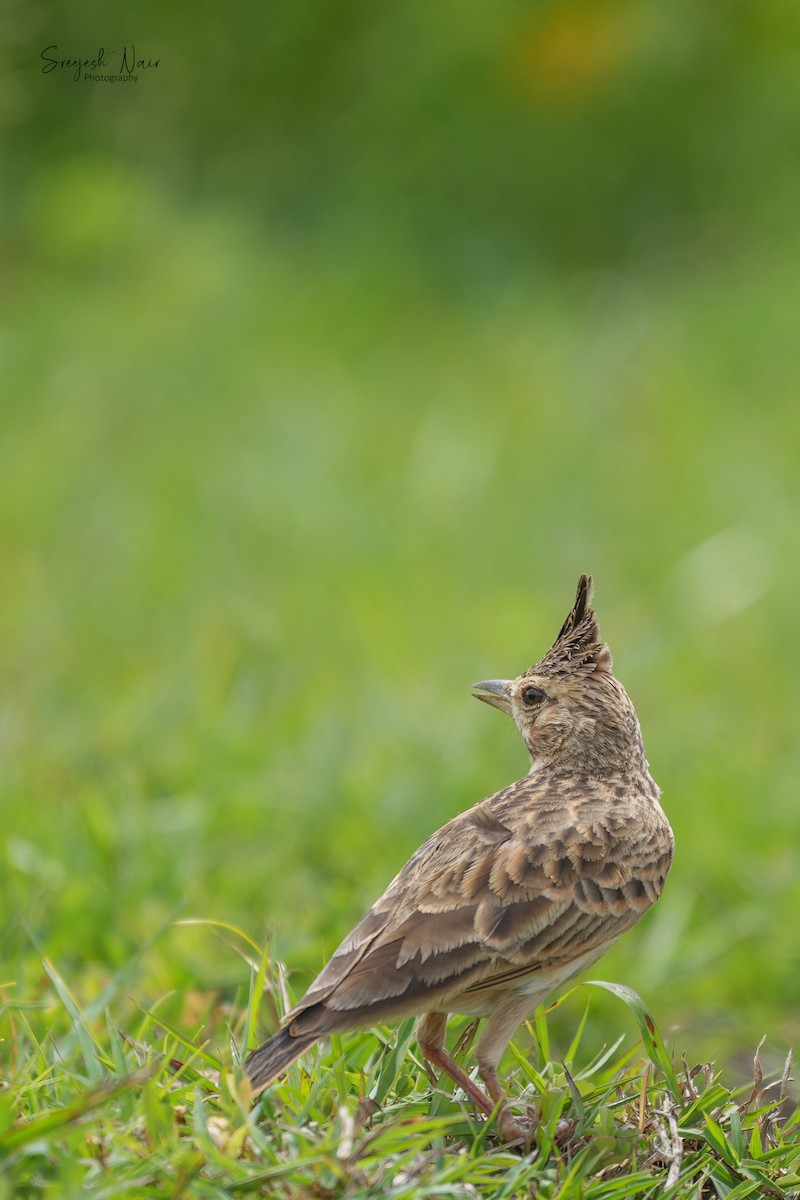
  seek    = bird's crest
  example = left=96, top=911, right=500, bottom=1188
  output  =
left=527, top=574, right=613, bottom=677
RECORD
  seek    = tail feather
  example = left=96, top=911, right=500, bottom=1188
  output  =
left=245, top=1027, right=318, bottom=1094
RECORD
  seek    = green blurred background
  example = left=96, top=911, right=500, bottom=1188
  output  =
left=2, top=1, right=800, bottom=1076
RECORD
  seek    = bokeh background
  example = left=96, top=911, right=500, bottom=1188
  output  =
left=2, top=2, right=800, bottom=1077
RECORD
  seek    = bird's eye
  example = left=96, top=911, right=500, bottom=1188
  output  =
left=521, top=685, right=547, bottom=705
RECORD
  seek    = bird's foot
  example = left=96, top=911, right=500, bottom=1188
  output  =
left=499, top=1112, right=528, bottom=1147
left=493, top=1101, right=533, bottom=1148
left=498, top=1108, right=577, bottom=1151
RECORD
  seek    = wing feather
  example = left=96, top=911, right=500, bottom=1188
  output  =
left=286, top=774, right=673, bottom=1032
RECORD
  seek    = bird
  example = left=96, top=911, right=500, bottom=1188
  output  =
left=244, top=575, right=674, bottom=1142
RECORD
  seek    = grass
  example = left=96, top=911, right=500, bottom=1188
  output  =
left=2, top=159, right=800, bottom=1194
left=2, top=937, right=799, bottom=1198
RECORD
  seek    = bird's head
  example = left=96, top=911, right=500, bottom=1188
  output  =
left=472, top=575, right=645, bottom=775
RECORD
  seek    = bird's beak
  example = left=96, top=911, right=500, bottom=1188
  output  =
left=471, top=679, right=513, bottom=714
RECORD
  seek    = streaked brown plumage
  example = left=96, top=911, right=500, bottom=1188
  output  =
left=245, top=575, right=674, bottom=1141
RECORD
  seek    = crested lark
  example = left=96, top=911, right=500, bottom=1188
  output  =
left=245, top=575, right=674, bottom=1141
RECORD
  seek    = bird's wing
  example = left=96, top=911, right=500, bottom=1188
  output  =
left=287, top=776, right=673, bottom=1035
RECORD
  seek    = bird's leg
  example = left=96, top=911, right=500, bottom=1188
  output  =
left=475, top=994, right=539, bottom=1145
left=416, top=1012, right=495, bottom=1118
left=475, top=1062, right=525, bottom=1145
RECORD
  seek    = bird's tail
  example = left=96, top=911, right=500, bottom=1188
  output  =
left=244, top=1027, right=318, bottom=1094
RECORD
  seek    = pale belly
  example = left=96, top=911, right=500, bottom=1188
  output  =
left=430, top=940, right=618, bottom=1019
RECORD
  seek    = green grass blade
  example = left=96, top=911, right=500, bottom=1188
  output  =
left=582, top=980, right=679, bottom=1095
left=0, top=1075, right=143, bottom=1154
left=134, top=1004, right=223, bottom=1071
left=174, top=918, right=263, bottom=958
left=370, top=1018, right=416, bottom=1105
left=41, top=957, right=104, bottom=1083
